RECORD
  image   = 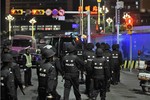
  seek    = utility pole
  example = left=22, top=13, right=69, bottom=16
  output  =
left=115, top=0, right=124, bottom=44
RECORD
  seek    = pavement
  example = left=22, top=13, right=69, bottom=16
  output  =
left=17, top=69, right=150, bottom=100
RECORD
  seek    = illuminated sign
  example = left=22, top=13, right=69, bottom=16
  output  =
left=78, top=6, right=98, bottom=14
left=11, top=9, right=24, bottom=15
left=32, top=9, right=45, bottom=15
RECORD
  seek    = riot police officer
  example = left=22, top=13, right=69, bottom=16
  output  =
left=111, top=44, right=123, bottom=85
left=91, top=48, right=110, bottom=100
left=7, top=53, right=24, bottom=99
left=75, top=42, right=84, bottom=83
left=38, top=49, right=57, bottom=100
left=83, top=43, right=95, bottom=97
left=1, top=54, right=16, bottom=100
left=103, top=43, right=112, bottom=92
left=62, top=44, right=84, bottom=100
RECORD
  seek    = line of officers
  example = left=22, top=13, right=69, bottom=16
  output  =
left=0, top=42, right=123, bottom=100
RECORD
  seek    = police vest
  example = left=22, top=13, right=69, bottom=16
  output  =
left=1, top=69, right=13, bottom=99
left=24, top=54, right=32, bottom=67
left=38, top=63, right=56, bottom=87
left=64, top=56, right=78, bottom=74
left=77, top=50, right=83, bottom=56
left=92, top=58, right=105, bottom=79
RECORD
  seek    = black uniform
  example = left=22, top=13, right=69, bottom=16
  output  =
left=91, top=48, right=109, bottom=100
left=75, top=42, right=84, bottom=83
left=83, top=43, right=95, bottom=96
left=9, top=62, right=23, bottom=100
left=103, top=43, right=112, bottom=92
left=62, top=44, right=84, bottom=100
left=111, top=44, right=123, bottom=84
left=1, top=54, right=16, bottom=100
left=38, top=62, right=57, bottom=100
left=38, top=49, right=58, bottom=100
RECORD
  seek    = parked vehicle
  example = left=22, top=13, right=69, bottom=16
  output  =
left=138, top=61, right=150, bottom=93
left=48, top=34, right=77, bottom=58
left=11, top=35, right=38, bottom=66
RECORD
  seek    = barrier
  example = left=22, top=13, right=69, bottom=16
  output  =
left=122, top=60, right=146, bottom=70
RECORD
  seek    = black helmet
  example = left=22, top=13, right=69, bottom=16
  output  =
left=96, top=48, right=103, bottom=57
left=67, top=44, right=76, bottom=53
left=43, top=49, right=56, bottom=58
left=112, top=44, right=118, bottom=50
left=2, top=53, right=13, bottom=62
left=95, top=42, right=100, bottom=48
left=86, top=43, right=94, bottom=50
left=105, top=43, right=110, bottom=50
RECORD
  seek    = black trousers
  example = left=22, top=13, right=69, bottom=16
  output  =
left=93, top=79, right=106, bottom=100
left=112, top=68, right=120, bottom=84
left=38, top=87, right=47, bottom=100
left=24, top=67, right=32, bottom=86
left=85, top=75, right=93, bottom=95
left=64, top=75, right=81, bottom=100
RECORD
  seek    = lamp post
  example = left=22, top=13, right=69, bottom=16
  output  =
left=29, top=17, right=36, bottom=39
left=106, top=17, right=113, bottom=26
left=100, top=6, right=109, bottom=33
left=97, top=0, right=101, bottom=28
left=5, top=14, right=14, bottom=40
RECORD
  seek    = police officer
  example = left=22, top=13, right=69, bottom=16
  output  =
left=75, top=42, right=84, bottom=83
left=91, top=48, right=110, bottom=100
left=83, top=43, right=95, bottom=97
left=1, top=54, right=16, bottom=100
left=22, top=47, right=33, bottom=87
left=111, top=44, right=123, bottom=85
left=103, top=43, right=112, bottom=92
left=6, top=53, right=24, bottom=99
left=62, top=44, right=84, bottom=100
left=38, top=49, right=57, bottom=100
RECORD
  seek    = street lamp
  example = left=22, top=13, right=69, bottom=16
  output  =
left=123, top=13, right=131, bottom=19
left=106, top=17, right=114, bottom=33
left=5, top=14, right=15, bottom=40
left=97, top=0, right=102, bottom=26
left=106, top=17, right=113, bottom=26
left=100, top=6, right=109, bottom=33
left=29, top=17, right=36, bottom=39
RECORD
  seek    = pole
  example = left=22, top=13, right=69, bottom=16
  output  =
left=80, top=0, right=82, bottom=36
left=32, top=23, right=34, bottom=39
left=130, top=34, right=132, bottom=72
left=8, top=20, right=11, bottom=40
left=112, top=20, right=114, bottom=33
left=87, top=11, right=91, bottom=43
left=98, top=2, right=100, bottom=26
left=81, top=0, right=84, bottom=36
left=116, top=0, right=120, bottom=44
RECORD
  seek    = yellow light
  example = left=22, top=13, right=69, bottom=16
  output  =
left=97, top=0, right=101, bottom=3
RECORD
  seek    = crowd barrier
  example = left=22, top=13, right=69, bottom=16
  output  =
left=122, top=60, right=146, bottom=70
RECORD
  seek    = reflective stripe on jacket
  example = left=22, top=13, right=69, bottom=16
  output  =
left=24, top=54, right=32, bottom=67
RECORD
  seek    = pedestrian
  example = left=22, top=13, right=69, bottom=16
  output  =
left=37, top=49, right=57, bottom=100
left=1, top=54, right=16, bottom=100
left=22, top=46, right=33, bottom=87
left=83, top=43, right=95, bottom=97
left=91, top=48, right=110, bottom=100
left=111, top=44, right=123, bottom=85
left=103, top=43, right=112, bottom=92
left=62, top=44, right=84, bottom=100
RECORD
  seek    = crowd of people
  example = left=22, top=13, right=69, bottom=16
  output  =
left=0, top=40, right=123, bottom=100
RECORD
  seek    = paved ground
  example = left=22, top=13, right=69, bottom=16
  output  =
left=17, top=69, right=150, bottom=100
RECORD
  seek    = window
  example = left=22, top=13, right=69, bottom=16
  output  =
left=12, top=39, right=32, bottom=47
left=53, top=25, right=60, bottom=30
